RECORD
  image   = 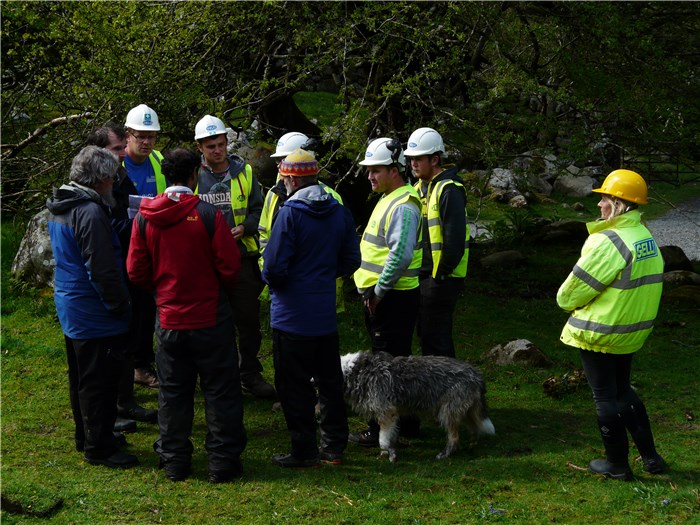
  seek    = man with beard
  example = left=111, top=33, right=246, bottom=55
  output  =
left=47, top=145, right=138, bottom=469
left=86, top=123, right=159, bottom=432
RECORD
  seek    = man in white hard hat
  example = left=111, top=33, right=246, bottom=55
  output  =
left=194, top=115, right=274, bottom=399
left=405, top=127, right=469, bottom=358
left=124, top=103, right=164, bottom=390
left=349, top=137, right=423, bottom=447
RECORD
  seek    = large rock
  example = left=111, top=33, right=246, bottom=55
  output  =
left=482, top=339, right=553, bottom=367
left=663, top=270, right=700, bottom=286
left=479, top=250, right=526, bottom=269
left=663, top=285, right=700, bottom=306
left=553, top=174, right=595, bottom=197
left=10, top=209, right=55, bottom=288
left=535, top=219, right=588, bottom=244
left=660, top=245, right=694, bottom=272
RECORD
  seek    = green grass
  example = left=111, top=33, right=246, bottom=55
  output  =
left=2, top=201, right=699, bottom=523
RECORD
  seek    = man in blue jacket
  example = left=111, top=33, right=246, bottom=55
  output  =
left=262, top=149, right=361, bottom=467
left=46, top=146, right=138, bottom=469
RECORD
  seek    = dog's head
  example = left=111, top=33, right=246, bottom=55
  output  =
left=339, top=352, right=362, bottom=377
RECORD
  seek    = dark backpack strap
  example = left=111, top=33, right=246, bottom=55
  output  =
left=136, top=212, right=147, bottom=240
left=194, top=200, right=216, bottom=239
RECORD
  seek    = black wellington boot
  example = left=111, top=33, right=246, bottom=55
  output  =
left=620, top=402, right=667, bottom=474
left=589, top=416, right=633, bottom=481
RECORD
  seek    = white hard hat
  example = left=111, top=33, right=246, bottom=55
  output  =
left=271, top=132, right=309, bottom=158
left=359, top=138, right=405, bottom=167
left=125, top=104, right=160, bottom=131
left=194, top=115, right=227, bottom=141
left=405, top=127, right=444, bottom=157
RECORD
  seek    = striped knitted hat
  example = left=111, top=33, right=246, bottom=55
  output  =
left=278, top=149, right=318, bottom=177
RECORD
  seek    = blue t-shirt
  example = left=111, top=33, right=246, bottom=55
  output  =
left=124, top=155, right=157, bottom=197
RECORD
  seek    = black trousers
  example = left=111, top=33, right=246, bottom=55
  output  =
left=230, top=257, right=265, bottom=381
left=65, top=334, right=126, bottom=458
left=272, top=329, right=348, bottom=459
left=579, top=349, right=659, bottom=458
left=153, top=321, right=247, bottom=471
left=417, top=276, right=463, bottom=357
left=129, top=283, right=156, bottom=370
left=364, top=287, right=419, bottom=358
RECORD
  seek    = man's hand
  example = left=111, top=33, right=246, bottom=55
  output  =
left=363, top=289, right=382, bottom=316
left=231, top=225, right=245, bottom=239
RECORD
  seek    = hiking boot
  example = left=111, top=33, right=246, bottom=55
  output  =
left=134, top=368, right=159, bottom=389
left=114, top=417, right=137, bottom=433
left=118, top=403, right=158, bottom=423
left=348, top=428, right=379, bottom=447
left=85, top=450, right=139, bottom=469
left=642, top=453, right=668, bottom=474
left=588, top=459, right=633, bottom=481
left=242, top=374, right=276, bottom=399
left=319, top=448, right=343, bottom=465
left=272, top=453, right=320, bottom=468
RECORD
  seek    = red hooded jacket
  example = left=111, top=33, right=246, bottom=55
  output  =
left=127, top=190, right=240, bottom=330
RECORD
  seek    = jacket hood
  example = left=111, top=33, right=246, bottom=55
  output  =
left=138, top=190, right=200, bottom=227
left=46, top=182, right=103, bottom=215
left=433, top=165, right=462, bottom=185
left=284, top=183, right=338, bottom=218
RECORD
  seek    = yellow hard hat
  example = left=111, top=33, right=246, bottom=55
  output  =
left=592, top=169, right=648, bottom=205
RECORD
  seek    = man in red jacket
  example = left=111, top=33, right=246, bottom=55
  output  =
left=127, top=148, right=247, bottom=483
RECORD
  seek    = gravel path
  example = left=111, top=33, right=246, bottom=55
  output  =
left=647, top=197, right=700, bottom=262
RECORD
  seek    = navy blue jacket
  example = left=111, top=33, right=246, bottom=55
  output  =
left=47, top=183, right=130, bottom=339
left=262, top=183, right=360, bottom=336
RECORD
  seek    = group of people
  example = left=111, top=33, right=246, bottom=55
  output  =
left=47, top=102, right=667, bottom=483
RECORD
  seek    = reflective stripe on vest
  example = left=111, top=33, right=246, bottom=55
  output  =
left=417, top=178, right=469, bottom=278
left=354, top=185, right=421, bottom=290
left=561, top=211, right=663, bottom=354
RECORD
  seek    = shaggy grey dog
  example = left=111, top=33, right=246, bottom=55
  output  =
left=341, top=351, right=495, bottom=462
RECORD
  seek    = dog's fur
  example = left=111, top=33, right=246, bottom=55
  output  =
left=341, top=351, right=495, bottom=462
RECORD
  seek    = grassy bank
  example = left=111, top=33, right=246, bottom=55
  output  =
left=2, top=203, right=699, bottom=524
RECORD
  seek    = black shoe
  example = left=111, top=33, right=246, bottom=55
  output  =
left=242, top=374, right=277, bottom=399
left=113, top=432, right=128, bottom=447
left=114, top=417, right=137, bottom=433
left=118, top=404, right=158, bottom=424
left=588, top=459, right=633, bottom=481
left=272, top=453, right=320, bottom=468
left=319, top=449, right=343, bottom=465
left=208, top=463, right=243, bottom=483
left=348, top=428, right=379, bottom=447
left=158, top=458, right=191, bottom=481
left=642, top=454, right=668, bottom=474
left=85, top=451, right=139, bottom=469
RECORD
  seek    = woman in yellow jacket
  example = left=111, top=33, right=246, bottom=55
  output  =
left=557, top=169, right=666, bottom=481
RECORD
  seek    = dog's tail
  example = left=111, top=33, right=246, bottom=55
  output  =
left=470, top=386, right=496, bottom=436
left=478, top=416, right=496, bottom=436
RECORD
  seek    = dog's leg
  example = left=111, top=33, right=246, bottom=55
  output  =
left=436, top=414, right=460, bottom=460
left=378, top=410, right=399, bottom=462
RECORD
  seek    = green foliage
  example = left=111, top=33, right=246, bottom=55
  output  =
left=2, top=1, right=698, bottom=218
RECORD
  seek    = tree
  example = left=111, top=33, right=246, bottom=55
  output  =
left=2, top=1, right=697, bottom=216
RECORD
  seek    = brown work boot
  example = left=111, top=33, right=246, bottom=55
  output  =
left=241, top=374, right=276, bottom=399
left=134, top=367, right=159, bottom=389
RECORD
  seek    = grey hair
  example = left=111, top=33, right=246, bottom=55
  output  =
left=69, top=145, right=119, bottom=188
